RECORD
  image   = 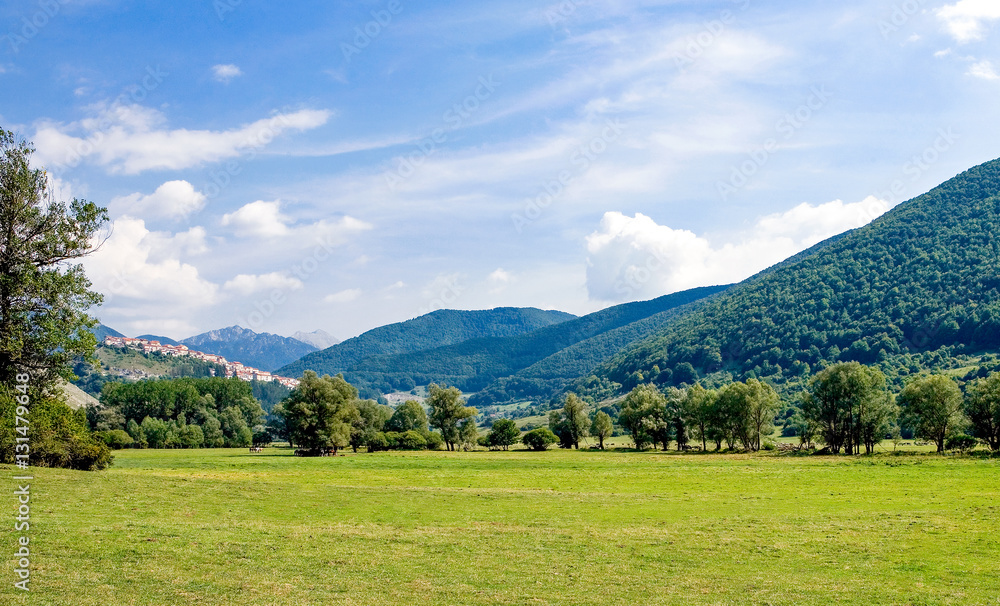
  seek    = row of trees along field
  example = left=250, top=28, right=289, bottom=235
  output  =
left=579, top=362, right=1000, bottom=454
left=90, top=377, right=267, bottom=449
left=270, top=372, right=478, bottom=454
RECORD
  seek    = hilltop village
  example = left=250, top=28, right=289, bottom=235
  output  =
left=103, top=336, right=301, bottom=389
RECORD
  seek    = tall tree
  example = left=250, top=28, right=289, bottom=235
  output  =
left=965, top=371, right=1000, bottom=451
left=386, top=400, right=428, bottom=433
left=802, top=362, right=890, bottom=454
left=0, top=128, right=108, bottom=389
left=744, top=379, right=781, bottom=452
left=487, top=418, right=520, bottom=451
left=278, top=371, right=360, bottom=455
left=590, top=411, right=613, bottom=450
left=561, top=393, right=589, bottom=449
left=898, top=374, right=966, bottom=453
left=619, top=384, right=665, bottom=451
left=426, top=383, right=476, bottom=451
left=681, top=384, right=715, bottom=451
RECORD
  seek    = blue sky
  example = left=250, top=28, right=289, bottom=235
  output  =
left=1, top=0, right=998, bottom=341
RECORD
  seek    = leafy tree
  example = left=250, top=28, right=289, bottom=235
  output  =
left=681, top=384, right=715, bottom=451
left=350, top=399, right=392, bottom=452
left=278, top=371, right=361, bottom=455
left=561, top=393, right=589, bottom=449
left=548, top=409, right=573, bottom=449
left=619, top=384, right=665, bottom=450
left=458, top=417, right=479, bottom=451
left=590, top=411, right=613, bottom=449
left=487, top=418, right=520, bottom=451
left=386, top=400, right=428, bottom=433
left=179, top=424, right=205, bottom=449
left=898, top=374, right=966, bottom=453
left=426, top=383, right=476, bottom=451
left=202, top=416, right=225, bottom=448
left=965, top=371, right=1000, bottom=450
left=744, top=379, right=781, bottom=452
left=0, top=128, right=108, bottom=389
left=522, top=427, right=558, bottom=451
left=802, top=362, right=892, bottom=454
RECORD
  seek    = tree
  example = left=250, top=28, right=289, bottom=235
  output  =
left=351, top=399, right=392, bottom=452
left=561, top=393, right=589, bottom=449
left=426, top=384, right=476, bottom=451
left=965, top=371, right=1000, bottom=451
left=487, top=418, right=521, bottom=451
left=0, top=128, right=109, bottom=389
left=590, top=411, right=613, bottom=450
left=619, top=384, right=665, bottom=450
left=898, top=374, right=966, bottom=453
left=744, top=379, right=781, bottom=452
left=802, top=362, right=891, bottom=454
left=458, top=417, right=479, bottom=451
left=681, top=384, right=715, bottom=451
left=386, top=400, right=428, bottom=433
left=278, top=371, right=361, bottom=455
left=522, top=428, right=558, bottom=451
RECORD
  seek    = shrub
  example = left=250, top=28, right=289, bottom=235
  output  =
left=945, top=435, right=979, bottom=453
left=367, top=432, right=389, bottom=452
left=423, top=431, right=444, bottom=450
left=95, top=429, right=134, bottom=450
left=522, top=428, right=558, bottom=451
left=397, top=430, right=427, bottom=450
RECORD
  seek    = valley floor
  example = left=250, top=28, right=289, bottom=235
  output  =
left=3, top=448, right=998, bottom=605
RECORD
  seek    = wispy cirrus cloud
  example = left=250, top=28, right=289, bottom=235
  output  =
left=33, top=104, right=331, bottom=174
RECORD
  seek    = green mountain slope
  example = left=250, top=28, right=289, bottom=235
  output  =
left=588, top=158, right=1000, bottom=396
left=276, top=307, right=577, bottom=385
left=343, top=285, right=729, bottom=402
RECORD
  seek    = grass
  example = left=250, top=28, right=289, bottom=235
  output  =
left=3, top=448, right=999, bottom=605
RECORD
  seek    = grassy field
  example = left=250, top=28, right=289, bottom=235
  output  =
left=3, top=448, right=999, bottom=605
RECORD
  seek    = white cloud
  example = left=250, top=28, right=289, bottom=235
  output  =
left=110, top=180, right=207, bottom=219
left=585, top=197, right=891, bottom=301
left=33, top=104, right=331, bottom=174
left=937, top=0, right=1000, bottom=42
left=487, top=268, right=513, bottom=294
left=221, top=200, right=292, bottom=237
left=212, top=64, right=243, bottom=83
left=221, top=199, right=373, bottom=244
left=223, top=272, right=304, bottom=295
left=324, top=289, right=362, bottom=304
left=968, top=59, right=1000, bottom=80
left=85, top=217, right=219, bottom=308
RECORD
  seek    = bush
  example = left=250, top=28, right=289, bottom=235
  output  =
left=423, top=431, right=444, bottom=450
left=397, top=430, right=427, bottom=450
left=367, top=432, right=389, bottom=452
left=762, top=441, right=777, bottom=451
left=522, top=428, right=558, bottom=451
left=945, top=435, right=979, bottom=453
left=95, top=429, right=134, bottom=449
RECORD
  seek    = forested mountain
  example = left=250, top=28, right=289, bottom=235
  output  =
left=583, top=158, right=1000, bottom=398
left=182, top=326, right=318, bottom=371
left=338, top=286, right=729, bottom=402
left=276, top=307, right=577, bottom=385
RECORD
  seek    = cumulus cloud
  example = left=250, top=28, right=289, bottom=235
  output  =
left=968, top=59, right=1000, bottom=80
left=585, top=197, right=891, bottom=302
left=32, top=104, right=331, bottom=174
left=223, top=272, right=304, bottom=295
left=85, top=217, right=219, bottom=307
left=487, top=268, right=513, bottom=294
left=212, top=64, right=243, bottom=83
left=220, top=199, right=373, bottom=244
left=110, top=180, right=207, bottom=219
left=324, top=289, right=362, bottom=304
left=937, top=0, right=1000, bottom=42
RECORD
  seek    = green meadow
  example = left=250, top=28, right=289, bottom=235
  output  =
left=3, top=448, right=999, bottom=606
